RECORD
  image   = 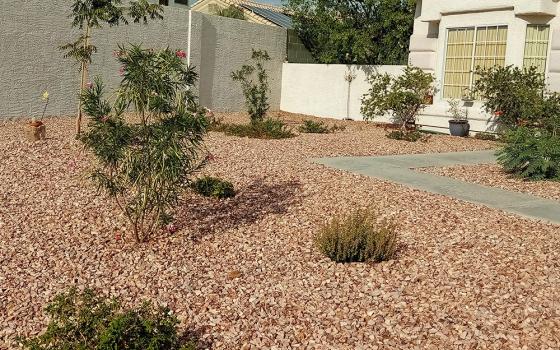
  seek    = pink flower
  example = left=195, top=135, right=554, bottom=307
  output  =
left=494, top=110, right=504, bottom=117
left=119, top=66, right=125, bottom=76
left=100, top=116, right=109, bottom=123
left=114, top=231, right=122, bottom=241
left=166, top=223, right=177, bottom=234
left=176, top=50, right=187, bottom=59
left=86, top=82, right=93, bottom=89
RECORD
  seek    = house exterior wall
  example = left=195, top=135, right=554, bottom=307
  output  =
left=280, top=64, right=403, bottom=123
left=0, top=0, right=286, bottom=118
left=410, top=0, right=560, bottom=133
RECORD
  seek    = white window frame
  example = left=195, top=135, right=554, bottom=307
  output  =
left=441, top=24, right=509, bottom=100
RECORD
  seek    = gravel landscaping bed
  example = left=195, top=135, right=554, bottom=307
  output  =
left=1, top=113, right=558, bottom=349
left=418, top=163, right=560, bottom=202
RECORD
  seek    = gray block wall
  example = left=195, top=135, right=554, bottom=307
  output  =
left=0, top=0, right=286, bottom=118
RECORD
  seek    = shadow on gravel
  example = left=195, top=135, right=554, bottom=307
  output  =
left=176, top=179, right=303, bottom=239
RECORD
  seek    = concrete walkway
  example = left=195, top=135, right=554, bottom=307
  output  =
left=315, top=150, right=560, bottom=225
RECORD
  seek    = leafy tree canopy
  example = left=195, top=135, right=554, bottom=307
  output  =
left=286, top=0, right=416, bottom=65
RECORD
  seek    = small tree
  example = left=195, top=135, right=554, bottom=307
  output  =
left=473, top=65, right=549, bottom=130
left=361, top=66, right=435, bottom=131
left=80, top=45, right=207, bottom=242
left=214, top=5, right=246, bottom=20
left=231, top=49, right=271, bottom=124
left=61, top=0, right=164, bottom=134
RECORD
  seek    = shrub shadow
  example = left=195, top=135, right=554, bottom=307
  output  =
left=176, top=179, right=303, bottom=239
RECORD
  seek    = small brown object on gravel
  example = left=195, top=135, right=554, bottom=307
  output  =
left=24, top=122, right=46, bottom=141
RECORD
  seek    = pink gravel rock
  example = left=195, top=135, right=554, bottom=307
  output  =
left=0, top=114, right=558, bottom=349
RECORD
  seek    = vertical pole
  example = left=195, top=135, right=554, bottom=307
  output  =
left=187, top=10, right=192, bottom=67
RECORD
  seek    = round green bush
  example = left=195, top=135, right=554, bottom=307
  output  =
left=191, top=176, right=236, bottom=199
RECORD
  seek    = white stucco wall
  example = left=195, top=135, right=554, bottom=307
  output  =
left=280, top=64, right=404, bottom=122
left=280, top=63, right=501, bottom=132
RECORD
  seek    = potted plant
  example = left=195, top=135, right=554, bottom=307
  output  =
left=25, top=91, right=49, bottom=141
left=448, top=99, right=470, bottom=137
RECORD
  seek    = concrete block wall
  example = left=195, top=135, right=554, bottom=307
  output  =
left=0, top=0, right=286, bottom=118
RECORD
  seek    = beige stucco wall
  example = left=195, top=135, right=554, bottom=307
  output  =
left=410, top=0, right=560, bottom=132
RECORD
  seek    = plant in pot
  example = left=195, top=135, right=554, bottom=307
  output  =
left=447, top=99, right=470, bottom=137
left=25, top=91, right=49, bottom=141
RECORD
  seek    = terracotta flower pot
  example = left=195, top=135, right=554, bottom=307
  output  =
left=25, top=121, right=46, bottom=141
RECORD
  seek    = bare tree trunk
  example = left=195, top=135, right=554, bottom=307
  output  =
left=76, top=26, right=91, bottom=135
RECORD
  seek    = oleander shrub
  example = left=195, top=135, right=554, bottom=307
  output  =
left=315, top=208, right=398, bottom=263
left=80, top=45, right=207, bottom=242
left=386, top=130, right=424, bottom=142
left=192, top=176, right=236, bottom=199
left=219, top=118, right=294, bottom=139
left=20, top=288, right=196, bottom=350
left=497, top=127, right=560, bottom=180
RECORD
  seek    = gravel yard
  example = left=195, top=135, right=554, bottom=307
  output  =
left=418, top=163, right=560, bottom=202
left=1, top=113, right=559, bottom=349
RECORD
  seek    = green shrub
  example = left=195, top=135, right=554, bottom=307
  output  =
left=386, top=130, right=423, bottom=142
left=80, top=45, right=207, bottom=242
left=474, top=132, right=498, bottom=141
left=192, top=176, right=236, bottom=199
left=497, top=127, right=560, bottom=180
left=20, top=288, right=196, bottom=350
left=361, top=66, right=435, bottom=132
left=315, top=208, right=398, bottom=263
left=473, top=65, right=560, bottom=131
left=298, top=120, right=330, bottom=133
left=219, top=118, right=294, bottom=139
left=231, top=49, right=271, bottom=124
left=297, top=119, right=346, bottom=133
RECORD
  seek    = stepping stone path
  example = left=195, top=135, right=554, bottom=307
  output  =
left=316, top=150, right=560, bottom=225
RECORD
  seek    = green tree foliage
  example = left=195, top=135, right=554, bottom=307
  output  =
left=80, top=45, right=207, bottom=242
left=214, top=5, right=246, bottom=20
left=231, top=49, right=271, bottom=123
left=286, top=0, right=416, bottom=64
left=20, top=288, right=196, bottom=350
left=61, top=0, right=164, bottom=134
left=361, top=66, right=435, bottom=132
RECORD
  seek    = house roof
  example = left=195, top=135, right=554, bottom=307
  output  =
left=240, top=3, right=292, bottom=29
left=192, top=0, right=293, bottom=29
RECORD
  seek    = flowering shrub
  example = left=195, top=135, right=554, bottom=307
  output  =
left=20, top=288, right=197, bottom=350
left=361, top=66, right=435, bottom=133
left=231, top=49, right=271, bottom=123
left=80, top=45, right=207, bottom=242
left=473, top=65, right=560, bottom=131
